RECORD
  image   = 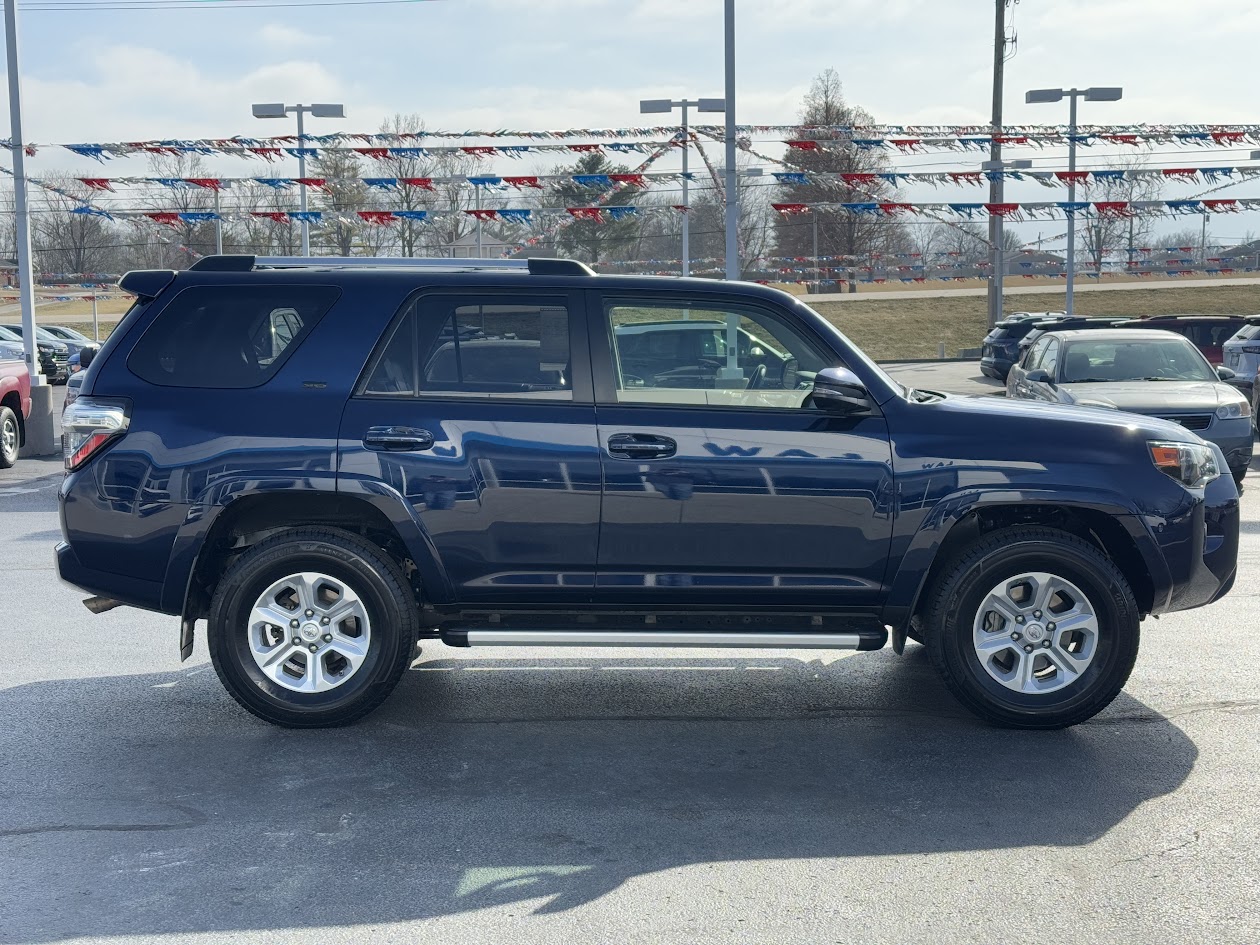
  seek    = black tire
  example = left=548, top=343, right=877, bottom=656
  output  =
left=0, top=405, right=18, bottom=468
left=1231, top=466, right=1247, bottom=488
left=923, top=526, right=1140, bottom=729
left=208, top=527, right=418, bottom=728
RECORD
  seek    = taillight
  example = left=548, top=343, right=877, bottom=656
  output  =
left=62, top=398, right=128, bottom=471
left=1242, top=345, right=1260, bottom=354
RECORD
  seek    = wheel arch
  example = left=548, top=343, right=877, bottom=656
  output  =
left=883, top=493, right=1169, bottom=652
left=0, top=390, right=24, bottom=446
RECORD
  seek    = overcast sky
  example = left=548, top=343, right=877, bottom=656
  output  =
left=4, top=0, right=1259, bottom=246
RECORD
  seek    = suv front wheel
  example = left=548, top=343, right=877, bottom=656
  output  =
left=208, top=527, right=418, bottom=727
left=923, top=526, right=1140, bottom=729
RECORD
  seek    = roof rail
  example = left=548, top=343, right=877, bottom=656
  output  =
left=187, top=255, right=595, bottom=276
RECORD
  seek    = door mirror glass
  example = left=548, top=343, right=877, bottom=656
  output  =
left=1216, top=365, right=1237, bottom=381
left=812, top=366, right=870, bottom=414
left=1024, top=368, right=1053, bottom=384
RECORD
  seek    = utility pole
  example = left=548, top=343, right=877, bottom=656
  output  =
left=985, top=0, right=1008, bottom=328
left=723, top=0, right=739, bottom=281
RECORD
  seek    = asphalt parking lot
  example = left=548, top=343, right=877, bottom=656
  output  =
left=2, top=383, right=1259, bottom=945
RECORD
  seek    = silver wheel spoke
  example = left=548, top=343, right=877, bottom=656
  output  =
left=972, top=570, right=1099, bottom=696
left=246, top=571, right=373, bottom=694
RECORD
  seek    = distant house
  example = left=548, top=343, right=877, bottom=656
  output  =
left=0, top=259, right=17, bottom=288
left=449, top=231, right=513, bottom=259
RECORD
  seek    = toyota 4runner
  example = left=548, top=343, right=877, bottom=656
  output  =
left=57, top=256, right=1239, bottom=728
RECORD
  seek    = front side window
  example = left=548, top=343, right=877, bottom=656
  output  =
left=604, top=301, right=832, bottom=409
left=127, top=285, right=338, bottom=389
left=362, top=296, right=573, bottom=400
left=1040, top=340, right=1061, bottom=378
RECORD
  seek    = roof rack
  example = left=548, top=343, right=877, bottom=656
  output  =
left=188, top=255, right=595, bottom=276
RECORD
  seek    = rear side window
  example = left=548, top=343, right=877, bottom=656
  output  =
left=127, top=285, right=339, bottom=388
left=361, top=295, right=573, bottom=400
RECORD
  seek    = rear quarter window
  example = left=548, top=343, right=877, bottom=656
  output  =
left=126, top=285, right=339, bottom=389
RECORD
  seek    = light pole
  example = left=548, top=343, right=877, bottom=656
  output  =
left=4, top=0, right=39, bottom=387
left=640, top=97, right=725, bottom=277
left=723, top=0, right=739, bottom=281
left=1026, top=87, right=1122, bottom=317
left=252, top=102, right=345, bottom=256
left=980, top=157, right=1032, bottom=317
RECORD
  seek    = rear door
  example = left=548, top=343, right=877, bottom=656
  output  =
left=589, top=290, right=894, bottom=609
left=337, top=288, right=602, bottom=603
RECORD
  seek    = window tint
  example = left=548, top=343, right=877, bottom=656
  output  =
left=363, top=297, right=573, bottom=400
left=127, top=285, right=338, bottom=388
left=605, top=301, right=833, bottom=409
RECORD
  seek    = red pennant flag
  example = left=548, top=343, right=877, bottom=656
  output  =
left=185, top=178, right=223, bottom=191
left=354, top=148, right=390, bottom=160
left=1100, top=134, right=1139, bottom=146
left=1204, top=199, right=1240, bottom=212
left=1094, top=201, right=1134, bottom=217
left=567, top=207, right=604, bottom=221
left=248, top=147, right=283, bottom=161
left=948, top=172, right=984, bottom=185
left=984, top=203, right=1020, bottom=217
left=771, top=203, right=810, bottom=215
left=671, top=205, right=689, bottom=213
left=1211, top=131, right=1246, bottom=145
left=786, top=140, right=821, bottom=151
left=462, top=146, right=497, bottom=157
left=78, top=178, right=114, bottom=191
left=840, top=173, right=877, bottom=186
left=357, top=211, right=395, bottom=225
left=1054, top=171, right=1089, bottom=184
left=610, top=173, right=647, bottom=187
left=504, top=176, right=542, bottom=189
left=992, top=135, right=1029, bottom=145
left=567, top=144, right=601, bottom=153
left=145, top=212, right=181, bottom=226
left=142, top=146, right=181, bottom=156
left=251, top=211, right=290, bottom=224
left=878, top=203, right=915, bottom=215
left=465, top=209, right=498, bottom=221
left=888, top=138, right=923, bottom=151
left=1161, top=168, right=1198, bottom=179
left=399, top=177, right=436, bottom=191
left=295, top=178, right=327, bottom=189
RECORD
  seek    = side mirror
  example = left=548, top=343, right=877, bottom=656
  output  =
left=1024, top=368, right=1053, bottom=385
left=812, top=366, right=870, bottom=415
left=78, top=345, right=99, bottom=369
left=1216, top=365, right=1237, bottom=381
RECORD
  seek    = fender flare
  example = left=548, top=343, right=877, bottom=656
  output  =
left=880, top=486, right=1172, bottom=650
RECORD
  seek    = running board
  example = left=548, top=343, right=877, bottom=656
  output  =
left=441, top=630, right=887, bottom=650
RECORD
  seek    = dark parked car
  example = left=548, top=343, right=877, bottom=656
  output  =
left=1117, top=314, right=1255, bottom=365
left=42, top=324, right=95, bottom=346
left=1016, top=316, right=1132, bottom=360
left=979, top=313, right=1062, bottom=380
left=1007, top=328, right=1253, bottom=485
left=0, top=324, right=68, bottom=381
left=58, top=255, right=1239, bottom=730
left=2, top=322, right=91, bottom=361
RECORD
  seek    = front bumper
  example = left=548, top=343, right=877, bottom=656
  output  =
left=1154, top=445, right=1240, bottom=614
left=1205, top=420, right=1254, bottom=473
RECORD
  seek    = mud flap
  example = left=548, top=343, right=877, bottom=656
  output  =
left=180, top=617, right=195, bottom=661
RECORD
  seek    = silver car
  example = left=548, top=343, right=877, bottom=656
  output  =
left=1007, top=328, right=1254, bottom=485
left=1221, top=322, right=1260, bottom=396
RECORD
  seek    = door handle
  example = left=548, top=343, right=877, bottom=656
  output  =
left=363, top=426, right=435, bottom=452
left=607, top=433, right=677, bottom=460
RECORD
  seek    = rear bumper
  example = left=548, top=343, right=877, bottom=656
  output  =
left=979, top=356, right=1014, bottom=379
left=55, top=540, right=166, bottom=614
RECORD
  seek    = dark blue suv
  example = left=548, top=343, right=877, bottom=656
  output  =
left=58, top=256, right=1240, bottom=729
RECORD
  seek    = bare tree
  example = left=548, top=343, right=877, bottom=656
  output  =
left=31, top=175, right=118, bottom=276
left=1080, top=154, right=1163, bottom=272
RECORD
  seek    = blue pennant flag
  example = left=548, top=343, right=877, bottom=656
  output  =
left=66, top=145, right=109, bottom=162
left=879, top=173, right=908, bottom=184
left=498, top=209, right=532, bottom=224
left=573, top=175, right=612, bottom=188
left=773, top=172, right=809, bottom=185
left=607, top=206, right=638, bottom=220
left=178, top=212, right=218, bottom=223
left=363, top=178, right=398, bottom=190
left=71, top=205, right=113, bottom=220
left=468, top=176, right=503, bottom=187
left=290, top=211, right=322, bottom=223
left=957, top=137, right=990, bottom=150
left=392, top=210, right=428, bottom=221
left=1092, top=170, right=1125, bottom=182
left=1166, top=200, right=1203, bottom=214
left=284, top=148, right=319, bottom=159
left=1201, top=167, right=1234, bottom=181
left=390, top=148, right=428, bottom=158
left=851, top=139, right=883, bottom=150
left=152, top=178, right=194, bottom=189
left=497, top=146, right=532, bottom=157
left=254, top=178, right=292, bottom=189
left=845, top=203, right=881, bottom=214
left=948, top=203, right=983, bottom=217
left=1057, top=201, right=1090, bottom=215
left=1174, top=132, right=1210, bottom=143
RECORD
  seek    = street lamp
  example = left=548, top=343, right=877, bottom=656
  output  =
left=640, top=96, right=726, bottom=277
left=980, top=158, right=1032, bottom=310
left=1026, top=86, right=1123, bottom=316
left=252, top=102, right=345, bottom=255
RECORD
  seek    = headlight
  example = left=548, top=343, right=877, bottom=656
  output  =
left=1149, top=441, right=1220, bottom=489
left=1216, top=400, right=1251, bottom=420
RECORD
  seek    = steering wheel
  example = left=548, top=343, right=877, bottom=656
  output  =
left=745, top=364, right=767, bottom=390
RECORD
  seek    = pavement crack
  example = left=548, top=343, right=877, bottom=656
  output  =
left=0, top=803, right=208, bottom=838
left=1114, top=830, right=1201, bottom=865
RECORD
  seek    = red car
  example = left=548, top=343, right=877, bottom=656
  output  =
left=0, top=343, right=31, bottom=467
left=1119, top=314, right=1258, bottom=365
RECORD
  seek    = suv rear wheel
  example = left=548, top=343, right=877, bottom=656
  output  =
left=208, top=527, right=418, bottom=727
left=923, top=526, right=1140, bottom=729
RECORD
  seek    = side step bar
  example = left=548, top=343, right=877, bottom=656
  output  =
left=441, top=629, right=887, bottom=651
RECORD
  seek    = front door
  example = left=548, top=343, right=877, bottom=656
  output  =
left=589, top=292, right=895, bottom=609
left=338, top=288, right=601, bottom=603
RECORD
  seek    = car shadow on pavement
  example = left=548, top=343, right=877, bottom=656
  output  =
left=1, top=646, right=1196, bottom=940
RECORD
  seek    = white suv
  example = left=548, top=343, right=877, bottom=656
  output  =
left=1222, top=323, right=1260, bottom=396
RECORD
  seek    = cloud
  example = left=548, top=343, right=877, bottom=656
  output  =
left=255, top=24, right=331, bottom=50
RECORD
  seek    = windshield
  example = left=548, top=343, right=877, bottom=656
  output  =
left=1061, top=338, right=1217, bottom=383
left=0, top=326, right=18, bottom=342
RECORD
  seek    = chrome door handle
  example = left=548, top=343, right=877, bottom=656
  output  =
left=608, top=433, right=677, bottom=460
left=364, top=426, right=435, bottom=452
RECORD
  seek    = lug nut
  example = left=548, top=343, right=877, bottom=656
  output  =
left=305, top=609, right=314, bottom=618
left=322, top=634, right=332, bottom=643
left=1016, top=615, right=1025, bottom=624
left=292, top=637, right=301, bottom=646
left=290, top=619, right=299, bottom=629
left=320, top=617, right=330, bottom=626
left=1042, top=640, right=1052, bottom=649
left=1010, top=631, right=1022, bottom=641
left=1047, top=622, right=1056, bottom=631
left=1033, top=610, right=1042, bottom=618
left=308, top=644, right=318, bottom=653
left=1023, top=644, right=1034, bottom=653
